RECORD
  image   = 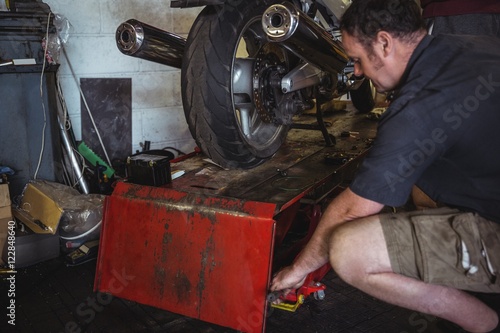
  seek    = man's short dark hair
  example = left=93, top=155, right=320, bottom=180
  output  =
left=340, top=0, right=426, bottom=49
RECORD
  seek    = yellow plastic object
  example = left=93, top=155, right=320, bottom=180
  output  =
left=270, top=294, right=305, bottom=312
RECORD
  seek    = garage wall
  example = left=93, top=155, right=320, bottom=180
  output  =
left=44, top=0, right=201, bottom=155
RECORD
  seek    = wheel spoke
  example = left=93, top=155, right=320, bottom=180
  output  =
left=233, top=58, right=254, bottom=96
left=235, top=103, right=253, bottom=137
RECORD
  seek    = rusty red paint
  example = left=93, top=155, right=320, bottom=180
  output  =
left=95, top=182, right=277, bottom=332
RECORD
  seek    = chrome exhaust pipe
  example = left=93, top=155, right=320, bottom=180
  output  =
left=262, top=2, right=348, bottom=74
left=116, top=19, right=186, bottom=69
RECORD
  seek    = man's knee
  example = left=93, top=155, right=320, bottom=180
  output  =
left=328, top=221, right=367, bottom=284
left=328, top=217, right=391, bottom=284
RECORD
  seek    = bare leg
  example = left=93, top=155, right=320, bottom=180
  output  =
left=329, top=216, right=499, bottom=333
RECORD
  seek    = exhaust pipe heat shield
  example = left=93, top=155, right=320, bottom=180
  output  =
left=262, top=2, right=348, bottom=74
left=116, top=19, right=186, bottom=69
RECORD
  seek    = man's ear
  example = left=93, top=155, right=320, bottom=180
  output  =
left=375, top=31, right=393, bottom=57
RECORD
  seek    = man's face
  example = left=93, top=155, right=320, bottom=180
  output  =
left=342, top=31, right=397, bottom=93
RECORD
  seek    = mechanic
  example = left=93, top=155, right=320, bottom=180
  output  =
left=270, top=0, right=500, bottom=332
left=420, top=0, right=500, bottom=36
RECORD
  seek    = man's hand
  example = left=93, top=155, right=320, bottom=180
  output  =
left=270, top=265, right=308, bottom=297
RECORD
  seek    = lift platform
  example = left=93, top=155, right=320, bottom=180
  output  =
left=94, top=109, right=377, bottom=332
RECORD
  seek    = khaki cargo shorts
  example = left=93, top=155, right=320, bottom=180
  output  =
left=380, top=207, right=500, bottom=293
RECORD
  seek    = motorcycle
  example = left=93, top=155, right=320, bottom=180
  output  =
left=115, top=0, right=375, bottom=169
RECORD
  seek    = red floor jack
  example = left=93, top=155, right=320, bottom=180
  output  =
left=266, top=202, right=333, bottom=313
left=267, top=263, right=330, bottom=312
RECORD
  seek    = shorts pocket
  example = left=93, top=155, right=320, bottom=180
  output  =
left=476, top=217, right=500, bottom=284
left=412, top=211, right=493, bottom=287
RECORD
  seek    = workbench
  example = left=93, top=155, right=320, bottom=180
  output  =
left=94, top=108, right=377, bottom=333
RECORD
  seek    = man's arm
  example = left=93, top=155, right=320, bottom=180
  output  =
left=270, top=187, right=385, bottom=292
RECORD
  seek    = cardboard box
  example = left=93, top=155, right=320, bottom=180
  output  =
left=0, top=183, right=11, bottom=208
left=0, top=183, right=12, bottom=221
left=0, top=217, right=12, bottom=266
left=0, top=205, right=11, bottom=219
left=0, top=183, right=12, bottom=265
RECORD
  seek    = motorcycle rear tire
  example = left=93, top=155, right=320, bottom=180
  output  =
left=181, top=1, right=287, bottom=169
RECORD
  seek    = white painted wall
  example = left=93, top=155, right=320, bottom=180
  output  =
left=44, top=0, right=202, bottom=155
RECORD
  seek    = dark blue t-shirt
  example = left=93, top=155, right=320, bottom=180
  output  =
left=350, top=34, right=500, bottom=223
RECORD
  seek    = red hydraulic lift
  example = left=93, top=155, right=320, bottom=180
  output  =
left=94, top=116, right=375, bottom=332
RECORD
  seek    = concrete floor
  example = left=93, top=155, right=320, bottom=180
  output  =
left=0, top=255, right=480, bottom=333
